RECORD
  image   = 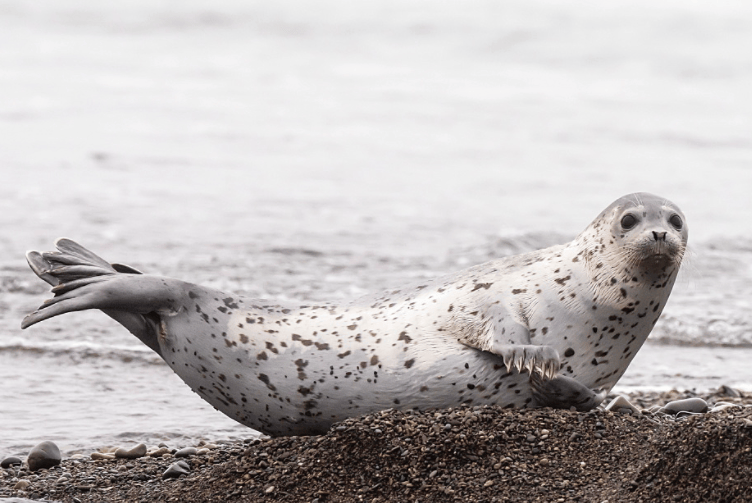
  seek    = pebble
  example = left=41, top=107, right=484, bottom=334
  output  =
left=718, top=385, right=742, bottom=398
left=0, top=456, right=22, bottom=468
left=91, top=452, right=116, bottom=460
left=175, top=447, right=198, bottom=458
left=149, top=447, right=171, bottom=457
left=709, top=402, right=741, bottom=413
left=13, top=479, right=31, bottom=490
left=27, top=441, right=62, bottom=472
left=115, top=443, right=147, bottom=459
left=660, top=398, right=709, bottom=415
left=604, top=395, right=642, bottom=415
left=162, top=460, right=190, bottom=479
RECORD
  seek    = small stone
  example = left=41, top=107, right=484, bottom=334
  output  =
left=115, top=443, right=147, bottom=459
left=265, top=485, right=275, bottom=494
left=0, top=456, right=22, bottom=468
left=483, top=480, right=494, bottom=487
left=605, top=395, right=642, bottom=415
left=14, top=479, right=31, bottom=490
left=175, top=447, right=198, bottom=458
left=196, top=448, right=210, bottom=456
left=149, top=447, right=171, bottom=457
left=718, top=385, right=742, bottom=398
left=27, top=441, right=62, bottom=471
left=91, top=452, right=116, bottom=460
left=709, top=402, right=740, bottom=413
left=162, top=460, right=190, bottom=479
left=661, top=398, right=708, bottom=415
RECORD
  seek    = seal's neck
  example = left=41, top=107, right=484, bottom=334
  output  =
left=572, top=230, right=681, bottom=307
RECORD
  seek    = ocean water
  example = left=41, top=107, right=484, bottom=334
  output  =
left=1, top=0, right=752, bottom=456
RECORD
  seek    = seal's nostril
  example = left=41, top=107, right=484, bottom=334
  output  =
left=652, top=231, right=667, bottom=241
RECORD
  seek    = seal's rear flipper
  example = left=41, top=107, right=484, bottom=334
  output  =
left=22, top=239, right=163, bottom=356
left=529, top=373, right=606, bottom=412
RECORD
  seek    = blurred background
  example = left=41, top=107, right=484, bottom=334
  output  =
left=1, top=0, right=751, bottom=454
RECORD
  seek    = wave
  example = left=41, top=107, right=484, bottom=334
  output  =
left=0, top=338, right=162, bottom=364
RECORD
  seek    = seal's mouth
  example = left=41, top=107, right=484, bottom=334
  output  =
left=627, top=239, right=685, bottom=271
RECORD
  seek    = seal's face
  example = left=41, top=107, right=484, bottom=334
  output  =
left=609, top=193, right=688, bottom=273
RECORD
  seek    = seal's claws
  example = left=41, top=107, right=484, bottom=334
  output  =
left=497, top=345, right=560, bottom=380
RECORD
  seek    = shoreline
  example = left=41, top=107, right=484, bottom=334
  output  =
left=2, top=388, right=751, bottom=503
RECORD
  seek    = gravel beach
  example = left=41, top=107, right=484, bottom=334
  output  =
left=2, top=389, right=751, bottom=503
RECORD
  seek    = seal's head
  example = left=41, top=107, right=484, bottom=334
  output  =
left=577, top=192, right=688, bottom=287
left=608, top=192, right=687, bottom=271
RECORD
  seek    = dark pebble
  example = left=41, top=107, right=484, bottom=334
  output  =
left=0, top=456, right=22, bottom=468
left=27, top=441, right=62, bottom=472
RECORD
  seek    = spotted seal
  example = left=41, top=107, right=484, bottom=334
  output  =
left=21, top=192, right=687, bottom=436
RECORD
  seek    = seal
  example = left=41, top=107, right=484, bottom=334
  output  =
left=21, top=192, right=687, bottom=436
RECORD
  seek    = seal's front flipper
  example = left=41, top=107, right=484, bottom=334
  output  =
left=529, top=373, right=606, bottom=411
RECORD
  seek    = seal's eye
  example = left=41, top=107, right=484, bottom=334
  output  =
left=669, top=214, right=683, bottom=230
left=621, top=214, right=637, bottom=230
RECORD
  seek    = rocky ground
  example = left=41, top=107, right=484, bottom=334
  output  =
left=2, top=389, right=751, bottom=503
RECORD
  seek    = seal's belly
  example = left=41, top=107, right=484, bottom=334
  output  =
left=160, top=302, right=534, bottom=435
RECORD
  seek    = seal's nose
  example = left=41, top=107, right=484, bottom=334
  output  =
left=652, top=231, right=667, bottom=241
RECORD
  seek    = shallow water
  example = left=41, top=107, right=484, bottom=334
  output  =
left=1, top=0, right=752, bottom=456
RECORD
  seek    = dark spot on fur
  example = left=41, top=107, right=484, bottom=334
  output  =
left=298, top=386, right=312, bottom=397
left=315, top=342, right=330, bottom=350
left=257, top=351, right=268, bottom=360
left=564, top=348, right=575, bottom=357
left=292, top=334, right=313, bottom=346
left=512, top=289, right=526, bottom=295
left=338, top=351, right=351, bottom=359
left=398, top=332, right=412, bottom=343
left=404, top=359, right=415, bottom=368
left=223, top=297, right=239, bottom=309
left=472, top=282, right=493, bottom=291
